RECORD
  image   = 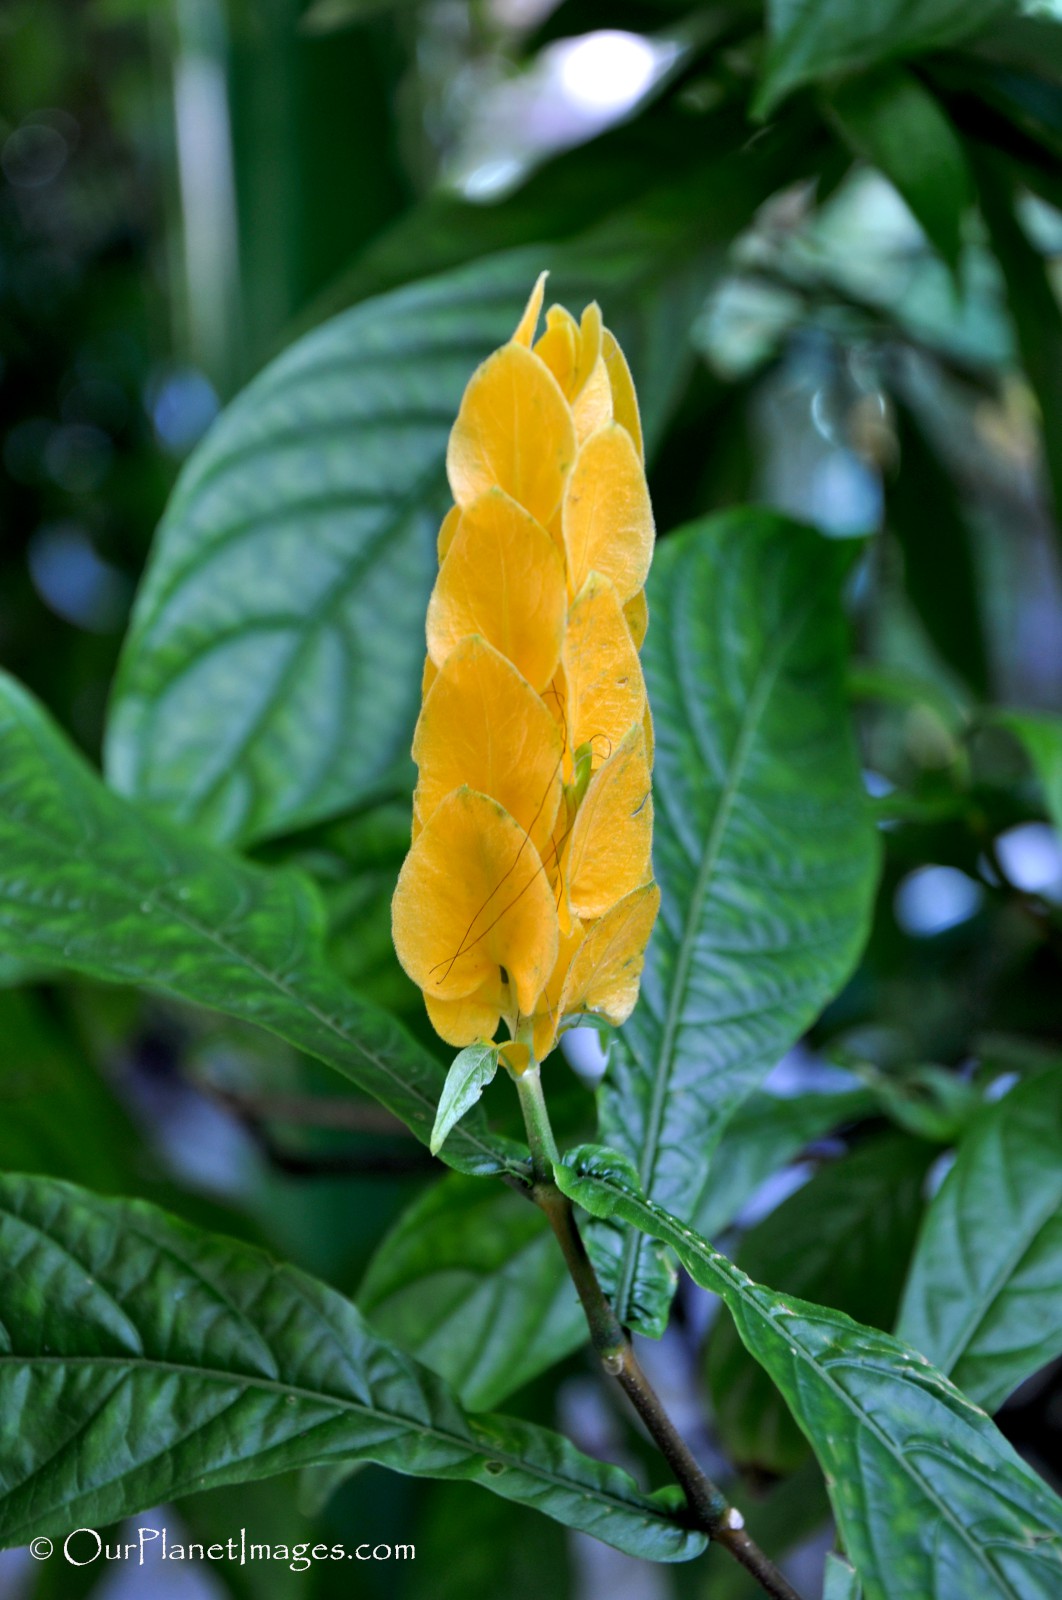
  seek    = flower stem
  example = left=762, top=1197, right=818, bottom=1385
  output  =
left=513, top=1073, right=805, bottom=1600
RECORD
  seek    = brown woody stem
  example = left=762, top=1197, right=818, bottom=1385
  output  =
left=513, top=1069, right=805, bottom=1600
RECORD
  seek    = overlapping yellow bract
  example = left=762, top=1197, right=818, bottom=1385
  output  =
left=392, top=272, right=659, bottom=1066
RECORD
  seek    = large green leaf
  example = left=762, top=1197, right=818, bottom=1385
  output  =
left=0, top=672, right=518, bottom=1179
left=359, top=1175, right=585, bottom=1410
left=0, top=1173, right=700, bottom=1562
left=897, top=1068, right=1062, bottom=1411
left=757, top=0, right=1014, bottom=115
left=558, top=1146, right=1062, bottom=1600
left=600, top=512, right=879, bottom=1327
left=826, top=68, right=970, bottom=273
left=705, top=1132, right=931, bottom=1473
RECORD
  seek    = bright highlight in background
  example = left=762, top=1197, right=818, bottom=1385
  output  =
left=894, top=865, right=984, bottom=938
left=556, top=30, right=662, bottom=115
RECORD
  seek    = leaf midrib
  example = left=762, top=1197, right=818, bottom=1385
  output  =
left=614, top=574, right=817, bottom=1320
left=0, top=1351, right=677, bottom=1546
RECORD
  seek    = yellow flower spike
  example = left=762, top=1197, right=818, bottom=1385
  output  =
left=425, top=977, right=507, bottom=1049
left=446, top=343, right=576, bottom=526
left=426, top=487, right=568, bottom=692
left=562, top=572, right=647, bottom=770
left=512, top=270, right=548, bottom=348
left=563, top=723, right=653, bottom=921
left=413, top=636, right=563, bottom=855
left=562, top=424, right=655, bottom=603
left=601, top=327, right=644, bottom=461
left=624, top=589, right=649, bottom=651
left=558, top=882, right=660, bottom=1026
left=392, top=785, right=558, bottom=1013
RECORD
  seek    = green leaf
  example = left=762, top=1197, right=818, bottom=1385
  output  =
left=898, top=1068, right=1062, bottom=1411
left=884, top=399, right=990, bottom=695
left=0, top=1173, right=702, bottom=1563
left=757, top=0, right=1012, bottom=116
left=824, top=1553, right=862, bottom=1600
left=0, top=672, right=520, bottom=1179
left=599, top=511, right=880, bottom=1328
left=705, top=1132, right=932, bottom=1473
left=557, top=1145, right=1062, bottom=1600
left=694, top=1087, right=876, bottom=1239
left=974, top=151, right=1062, bottom=531
left=431, top=1045, right=500, bottom=1157
left=992, top=708, right=1062, bottom=830
left=359, top=1175, right=585, bottom=1410
left=826, top=69, right=970, bottom=272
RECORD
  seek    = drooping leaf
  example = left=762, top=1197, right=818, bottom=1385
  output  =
left=599, top=512, right=880, bottom=1329
left=0, top=672, right=520, bottom=1179
left=0, top=1173, right=701, bottom=1563
left=705, top=1132, right=932, bottom=1473
left=558, top=1145, right=1062, bottom=1600
left=992, top=708, right=1062, bottom=830
left=757, top=0, right=1012, bottom=116
left=826, top=68, right=971, bottom=273
left=898, top=1068, right=1062, bottom=1411
left=430, top=1046, right=501, bottom=1157
left=359, top=1175, right=585, bottom=1410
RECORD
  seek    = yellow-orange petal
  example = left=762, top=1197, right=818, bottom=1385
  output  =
left=437, top=504, right=461, bottom=563
left=413, top=636, right=563, bottom=857
left=564, top=724, right=653, bottom=920
left=512, top=271, right=547, bottom=348
left=562, top=424, right=654, bottom=603
left=572, top=303, right=603, bottom=395
left=446, top=343, right=576, bottom=526
left=534, top=306, right=578, bottom=394
left=425, top=976, right=505, bottom=1048
left=643, top=699, right=655, bottom=769
left=421, top=654, right=438, bottom=700
left=624, top=589, right=649, bottom=650
left=601, top=327, right=644, bottom=462
left=572, top=357, right=613, bottom=443
left=559, top=882, right=660, bottom=1025
left=392, top=786, right=558, bottom=1012
left=426, top=487, right=567, bottom=692
left=563, top=573, right=646, bottom=770
left=529, top=919, right=585, bottom=1061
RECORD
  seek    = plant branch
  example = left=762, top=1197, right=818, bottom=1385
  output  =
left=513, top=1069, right=805, bottom=1600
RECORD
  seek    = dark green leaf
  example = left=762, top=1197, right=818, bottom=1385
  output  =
left=0, top=1174, right=701, bottom=1562
left=706, top=1132, right=932, bottom=1473
left=599, top=512, right=880, bottom=1329
left=973, top=151, right=1062, bottom=529
left=992, top=708, right=1062, bottom=829
left=0, top=672, right=520, bottom=1179
left=826, top=69, right=970, bottom=272
left=757, top=0, right=1012, bottom=116
left=558, top=1145, right=1062, bottom=1600
left=694, top=1087, right=876, bottom=1240
left=431, top=1045, right=500, bottom=1157
left=885, top=399, right=990, bottom=695
left=898, top=1068, right=1062, bottom=1411
left=359, top=1175, right=585, bottom=1410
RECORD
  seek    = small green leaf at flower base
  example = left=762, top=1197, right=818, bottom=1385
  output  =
left=431, top=1043, right=501, bottom=1155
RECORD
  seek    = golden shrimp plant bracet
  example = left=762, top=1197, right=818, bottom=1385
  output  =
left=392, top=271, right=659, bottom=1114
